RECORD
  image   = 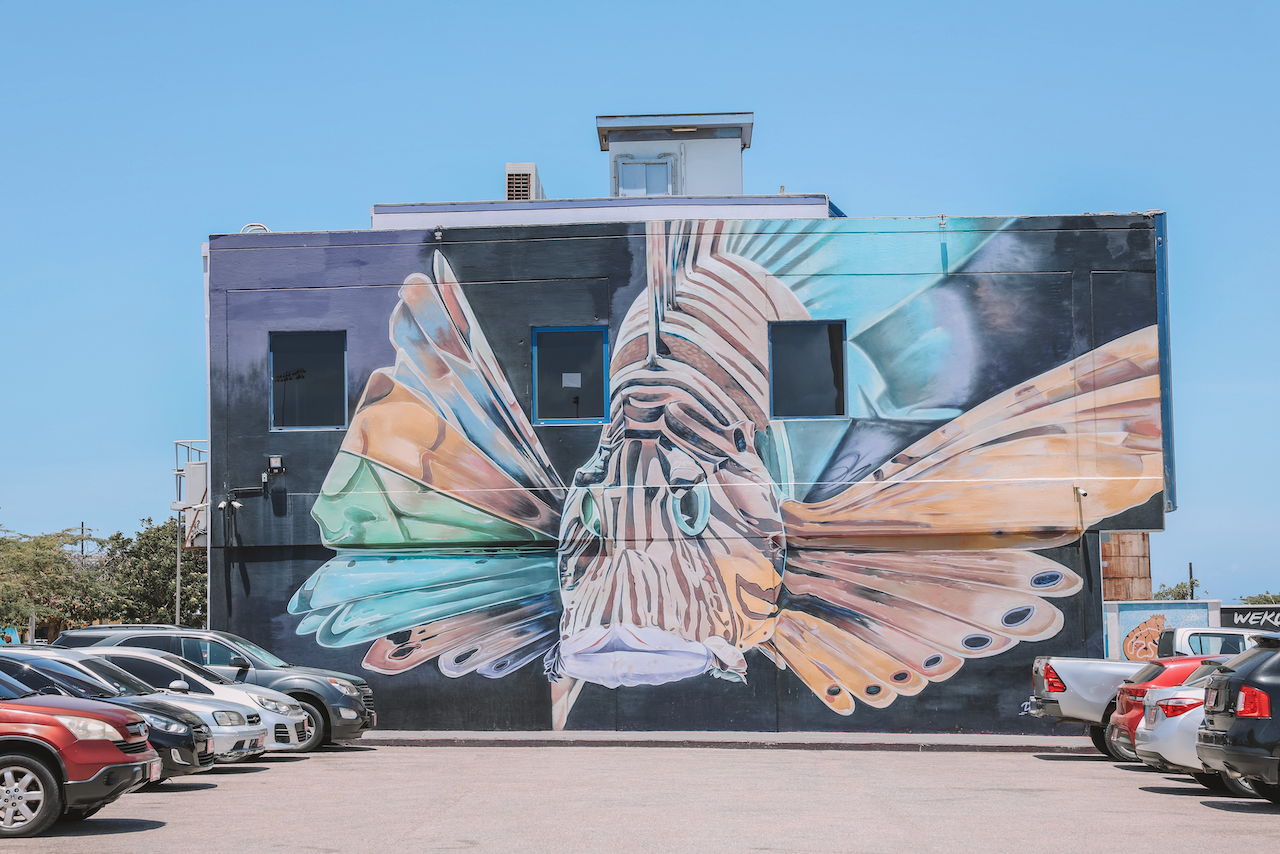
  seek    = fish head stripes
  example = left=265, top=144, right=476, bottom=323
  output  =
left=551, top=222, right=802, bottom=688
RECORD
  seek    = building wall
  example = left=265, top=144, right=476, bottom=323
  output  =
left=1101, top=532, right=1152, bottom=601
left=207, top=213, right=1171, bottom=732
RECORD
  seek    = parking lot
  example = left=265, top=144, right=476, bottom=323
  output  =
left=12, top=745, right=1280, bottom=853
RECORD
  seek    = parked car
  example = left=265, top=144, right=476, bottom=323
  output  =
left=1029, top=628, right=1261, bottom=759
left=0, top=669, right=159, bottom=836
left=84, top=648, right=309, bottom=752
left=1135, top=660, right=1257, bottom=797
left=1107, top=655, right=1226, bottom=762
left=0, top=651, right=213, bottom=781
left=0, top=647, right=268, bottom=766
left=1198, top=632, right=1280, bottom=804
left=56, top=625, right=375, bottom=750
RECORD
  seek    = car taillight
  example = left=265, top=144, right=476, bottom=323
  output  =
left=1043, top=663, right=1066, bottom=693
left=1119, top=686, right=1147, bottom=713
left=1236, top=686, right=1272, bottom=719
left=1156, top=698, right=1203, bottom=718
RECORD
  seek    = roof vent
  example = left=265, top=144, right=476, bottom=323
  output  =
left=504, top=163, right=545, bottom=201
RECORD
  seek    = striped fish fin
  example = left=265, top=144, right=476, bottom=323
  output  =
left=770, top=549, right=1081, bottom=714
left=781, top=325, right=1163, bottom=551
left=312, top=254, right=564, bottom=549
left=288, top=552, right=562, bottom=680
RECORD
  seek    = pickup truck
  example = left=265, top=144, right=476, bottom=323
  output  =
left=1029, top=626, right=1260, bottom=758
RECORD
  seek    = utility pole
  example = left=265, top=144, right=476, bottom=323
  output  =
left=175, top=511, right=182, bottom=627
left=1189, top=562, right=1195, bottom=600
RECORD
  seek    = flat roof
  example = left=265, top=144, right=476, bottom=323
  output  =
left=595, top=113, right=754, bottom=150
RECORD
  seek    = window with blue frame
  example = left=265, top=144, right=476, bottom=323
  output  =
left=533, top=327, right=608, bottom=423
left=769, top=321, right=846, bottom=418
left=270, top=331, right=347, bottom=430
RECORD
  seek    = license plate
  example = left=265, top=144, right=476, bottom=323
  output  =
left=1206, top=688, right=1218, bottom=709
left=1146, top=707, right=1157, bottom=725
left=255, top=736, right=264, bottom=748
left=148, top=759, right=161, bottom=782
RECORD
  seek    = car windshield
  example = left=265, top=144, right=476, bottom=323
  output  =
left=218, top=634, right=289, bottom=667
left=163, top=654, right=232, bottom=685
left=76, top=657, right=158, bottom=696
left=0, top=672, right=38, bottom=700
left=1181, top=660, right=1225, bottom=684
left=26, top=659, right=120, bottom=698
left=1125, top=663, right=1166, bottom=685
left=1217, top=645, right=1273, bottom=674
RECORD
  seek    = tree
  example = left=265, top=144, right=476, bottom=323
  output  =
left=0, top=527, right=107, bottom=635
left=1240, top=592, right=1280, bottom=605
left=99, top=518, right=207, bottom=627
left=1154, top=581, right=1208, bottom=600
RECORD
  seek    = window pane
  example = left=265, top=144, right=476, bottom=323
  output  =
left=535, top=330, right=606, bottom=421
left=770, top=323, right=845, bottom=417
left=619, top=163, right=646, bottom=196
left=271, top=331, right=346, bottom=428
left=646, top=163, right=670, bottom=195
left=120, top=635, right=175, bottom=652
left=107, top=657, right=180, bottom=691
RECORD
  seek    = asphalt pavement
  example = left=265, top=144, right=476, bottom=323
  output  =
left=15, top=743, right=1280, bottom=853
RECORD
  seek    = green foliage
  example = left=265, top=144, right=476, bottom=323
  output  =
left=100, top=518, right=207, bottom=626
left=1154, top=581, right=1209, bottom=600
left=1240, top=591, right=1280, bottom=605
left=0, top=527, right=106, bottom=627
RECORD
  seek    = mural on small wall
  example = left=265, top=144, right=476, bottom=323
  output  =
left=289, top=219, right=1164, bottom=727
left=1111, top=601, right=1212, bottom=660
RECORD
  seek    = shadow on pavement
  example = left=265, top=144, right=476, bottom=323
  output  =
left=145, top=781, right=217, bottom=793
left=1140, top=786, right=1223, bottom=797
left=1031, top=753, right=1109, bottom=762
left=1111, top=763, right=1158, bottom=772
left=1201, top=800, right=1280, bottom=813
left=47, top=819, right=166, bottom=837
left=322, top=743, right=376, bottom=752
left=206, top=765, right=268, bottom=775
left=259, top=754, right=309, bottom=763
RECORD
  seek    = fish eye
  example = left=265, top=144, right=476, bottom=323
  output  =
left=733, top=428, right=747, bottom=453
left=578, top=490, right=602, bottom=537
left=672, top=481, right=711, bottom=536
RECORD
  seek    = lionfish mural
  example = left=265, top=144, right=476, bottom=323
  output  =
left=289, top=219, right=1163, bottom=727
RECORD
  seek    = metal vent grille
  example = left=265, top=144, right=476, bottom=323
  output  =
left=506, top=172, right=532, bottom=201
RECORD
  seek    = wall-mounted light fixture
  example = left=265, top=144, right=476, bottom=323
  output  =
left=268, top=455, right=285, bottom=474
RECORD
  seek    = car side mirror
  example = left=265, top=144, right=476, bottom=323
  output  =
left=228, top=656, right=250, bottom=670
left=168, top=680, right=191, bottom=693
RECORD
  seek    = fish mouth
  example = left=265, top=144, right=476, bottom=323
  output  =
left=557, top=625, right=746, bottom=689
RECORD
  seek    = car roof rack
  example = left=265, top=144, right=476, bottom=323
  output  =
left=64, top=624, right=181, bottom=631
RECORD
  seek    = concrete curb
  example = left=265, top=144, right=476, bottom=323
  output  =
left=351, top=736, right=1098, bottom=754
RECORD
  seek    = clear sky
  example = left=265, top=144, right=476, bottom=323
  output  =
left=1, top=2, right=1275, bottom=602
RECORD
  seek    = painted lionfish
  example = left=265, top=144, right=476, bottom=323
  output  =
left=290, top=220, right=1163, bottom=727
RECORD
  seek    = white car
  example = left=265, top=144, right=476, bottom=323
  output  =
left=86, top=648, right=310, bottom=751
left=1134, top=659, right=1257, bottom=798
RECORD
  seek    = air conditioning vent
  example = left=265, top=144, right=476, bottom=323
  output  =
left=506, top=172, right=532, bottom=201
left=504, top=163, right=545, bottom=201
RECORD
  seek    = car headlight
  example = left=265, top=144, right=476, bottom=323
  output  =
left=54, top=715, right=125, bottom=742
left=140, top=712, right=190, bottom=735
left=251, top=694, right=291, bottom=714
left=213, top=711, right=246, bottom=727
left=327, top=678, right=358, bottom=697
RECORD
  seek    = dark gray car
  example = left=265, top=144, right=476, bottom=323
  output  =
left=54, top=626, right=374, bottom=751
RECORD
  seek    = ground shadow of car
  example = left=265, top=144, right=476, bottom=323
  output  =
left=45, top=819, right=166, bottom=837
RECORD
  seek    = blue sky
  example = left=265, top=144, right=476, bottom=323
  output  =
left=1, top=2, right=1275, bottom=602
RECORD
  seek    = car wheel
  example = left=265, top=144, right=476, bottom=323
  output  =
left=1190, top=772, right=1227, bottom=791
left=60, top=805, right=104, bottom=822
left=1219, top=772, right=1259, bottom=799
left=295, top=699, right=327, bottom=752
left=1104, top=723, right=1139, bottom=762
left=1089, top=726, right=1110, bottom=757
left=1254, top=781, right=1280, bottom=805
left=0, top=754, right=62, bottom=838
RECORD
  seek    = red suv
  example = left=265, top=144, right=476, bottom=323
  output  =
left=1108, top=654, right=1225, bottom=762
left=0, top=671, right=159, bottom=837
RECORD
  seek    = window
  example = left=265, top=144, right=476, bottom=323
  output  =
left=120, top=634, right=176, bottom=653
left=769, top=322, right=846, bottom=418
left=106, top=656, right=209, bottom=693
left=183, top=637, right=243, bottom=668
left=619, top=162, right=671, bottom=197
left=533, top=327, right=608, bottom=424
left=1188, top=633, right=1247, bottom=656
left=269, top=331, right=347, bottom=429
